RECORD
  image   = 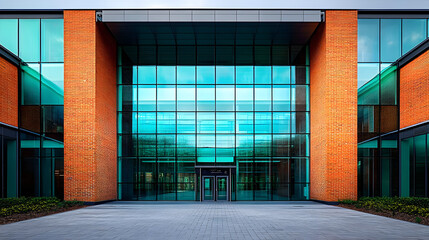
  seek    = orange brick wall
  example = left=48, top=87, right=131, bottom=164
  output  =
left=0, top=57, right=18, bottom=127
left=400, top=50, right=429, bottom=129
left=64, top=10, right=117, bottom=202
left=309, top=10, right=358, bottom=202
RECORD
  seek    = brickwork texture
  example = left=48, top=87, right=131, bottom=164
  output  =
left=400, top=49, right=429, bottom=129
left=0, top=56, right=18, bottom=127
left=64, top=10, right=117, bottom=202
left=309, top=10, right=358, bottom=202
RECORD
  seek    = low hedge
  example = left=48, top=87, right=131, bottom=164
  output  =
left=0, top=197, right=83, bottom=217
left=339, top=197, right=429, bottom=217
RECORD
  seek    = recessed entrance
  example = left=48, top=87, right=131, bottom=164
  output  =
left=199, top=168, right=232, bottom=201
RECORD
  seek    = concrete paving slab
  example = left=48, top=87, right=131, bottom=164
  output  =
left=0, top=201, right=428, bottom=239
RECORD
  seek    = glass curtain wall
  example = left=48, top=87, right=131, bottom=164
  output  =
left=400, top=133, right=429, bottom=197
left=357, top=17, right=429, bottom=197
left=117, top=45, right=310, bottom=200
left=0, top=17, right=64, bottom=199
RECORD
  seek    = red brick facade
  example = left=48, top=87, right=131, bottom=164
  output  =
left=309, top=10, right=358, bottom=202
left=400, top=50, right=429, bottom=129
left=0, top=56, right=18, bottom=127
left=64, top=10, right=117, bottom=202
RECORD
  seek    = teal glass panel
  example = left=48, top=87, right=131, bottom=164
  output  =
left=157, top=85, right=176, bottom=111
left=197, top=66, right=215, bottom=84
left=118, top=66, right=137, bottom=84
left=358, top=63, right=379, bottom=89
left=157, top=66, right=176, bottom=84
left=380, top=19, right=401, bottom=63
left=237, top=158, right=253, bottom=200
left=197, top=112, right=215, bottom=133
left=177, top=85, right=195, bottom=111
left=292, top=112, right=309, bottom=133
left=177, top=112, right=195, bottom=133
left=255, top=85, right=271, bottom=111
left=291, top=134, right=308, bottom=157
left=177, top=135, right=195, bottom=156
left=272, top=158, right=289, bottom=200
left=138, top=66, right=156, bottom=84
left=255, top=66, right=271, bottom=84
left=5, top=137, right=18, bottom=197
left=41, top=63, right=64, bottom=105
left=138, top=161, right=156, bottom=200
left=138, top=85, right=156, bottom=111
left=216, top=112, right=234, bottom=133
left=177, top=66, right=195, bottom=84
left=41, top=19, right=63, bottom=62
left=273, top=135, right=290, bottom=157
left=177, top=159, right=196, bottom=200
left=273, top=112, right=290, bottom=133
left=415, top=135, right=426, bottom=197
left=236, top=135, right=253, bottom=157
left=254, top=160, right=270, bottom=200
left=157, top=136, right=176, bottom=157
left=273, top=66, right=290, bottom=84
left=236, top=85, right=253, bottom=111
left=138, top=135, right=156, bottom=156
left=19, top=19, right=40, bottom=62
left=21, top=64, right=40, bottom=105
left=118, top=85, right=137, bottom=111
left=216, top=135, right=234, bottom=157
left=400, top=137, right=412, bottom=197
left=157, top=159, right=176, bottom=200
left=197, top=134, right=215, bottom=158
left=0, top=19, right=18, bottom=55
left=402, top=19, right=427, bottom=54
left=216, top=85, right=234, bottom=111
left=358, top=75, right=379, bottom=105
left=216, top=66, right=234, bottom=84
left=236, top=66, right=253, bottom=84
left=380, top=65, right=397, bottom=105
left=255, top=135, right=271, bottom=157
left=255, top=112, right=271, bottom=134
left=291, top=66, right=308, bottom=85
left=358, top=19, right=379, bottom=62
left=291, top=85, right=309, bottom=111
left=273, top=85, right=291, bottom=111
left=138, top=112, right=156, bottom=133
left=197, top=85, right=215, bottom=111
left=157, top=112, right=176, bottom=133
left=118, top=112, right=138, bottom=134
left=236, top=112, right=253, bottom=134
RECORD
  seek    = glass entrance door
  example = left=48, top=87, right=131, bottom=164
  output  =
left=216, top=176, right=228, bottom=201
left=203, top=177, right=214, bottom=201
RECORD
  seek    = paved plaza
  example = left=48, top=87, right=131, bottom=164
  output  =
left=1, top=201, right=429, bottom=239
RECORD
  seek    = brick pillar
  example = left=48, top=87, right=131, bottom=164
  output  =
left=309, top=10, right=358, bottom=202
left=64, top=10, right=117, bottom=202
left=0, top=56, right=18, bottom=127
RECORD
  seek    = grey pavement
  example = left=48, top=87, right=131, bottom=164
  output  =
left=1, top=201, right=429, bottom=239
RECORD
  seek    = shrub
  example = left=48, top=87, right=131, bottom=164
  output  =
left=340, top=197, right=429, bottom=218
left=0, top=197, right=83, bottom=217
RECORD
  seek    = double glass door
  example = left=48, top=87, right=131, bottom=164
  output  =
left=203, top=176, right=228, bottom=201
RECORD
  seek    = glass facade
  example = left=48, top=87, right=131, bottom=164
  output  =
left=117, top=45, right=310, bottom=200
left=0, top=17, right=64, bottom=199
left=357, top=16, right=429, bottom=198
left=400, top=133, right=429, bottom=198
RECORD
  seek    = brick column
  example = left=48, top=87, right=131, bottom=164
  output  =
left=309, top=10, right=358, bottom=202
left=64, top=10, right=117, bottom=202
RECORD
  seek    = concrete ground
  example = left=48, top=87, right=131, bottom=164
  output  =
left=1, top=201, right=429, bottom=239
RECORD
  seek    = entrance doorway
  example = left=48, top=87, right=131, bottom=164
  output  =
left=198, top=167, right=234, bottom=201
left=202, top=176, right=228, bottom=201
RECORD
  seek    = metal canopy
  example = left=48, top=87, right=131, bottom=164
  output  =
left=105, top=21, right=320, bottom=46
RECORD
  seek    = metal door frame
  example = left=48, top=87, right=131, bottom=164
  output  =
left=202, top=176, right=215, bottom=201
left=215, top=176, right=229, bottom=201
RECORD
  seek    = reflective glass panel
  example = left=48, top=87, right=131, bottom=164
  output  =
left=41, top=19, right=64, bottom=62
left=358, top=19, right=379, bottom=62
left=0, top=19, right=18, bottom=55
left=402, top=19, right=427, bottom=54
left=19, top=19, right=40, bottom=62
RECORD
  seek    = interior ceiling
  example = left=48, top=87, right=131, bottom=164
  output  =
left=105, top=22, right=320, bottom=46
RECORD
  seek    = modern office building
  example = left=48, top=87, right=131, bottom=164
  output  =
left=0, top=2, right=428, bottom=203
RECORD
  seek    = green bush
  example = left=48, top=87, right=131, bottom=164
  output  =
left=340, top=197, right=429, bottom=218
left=0, top=197, right=83, bottom=217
